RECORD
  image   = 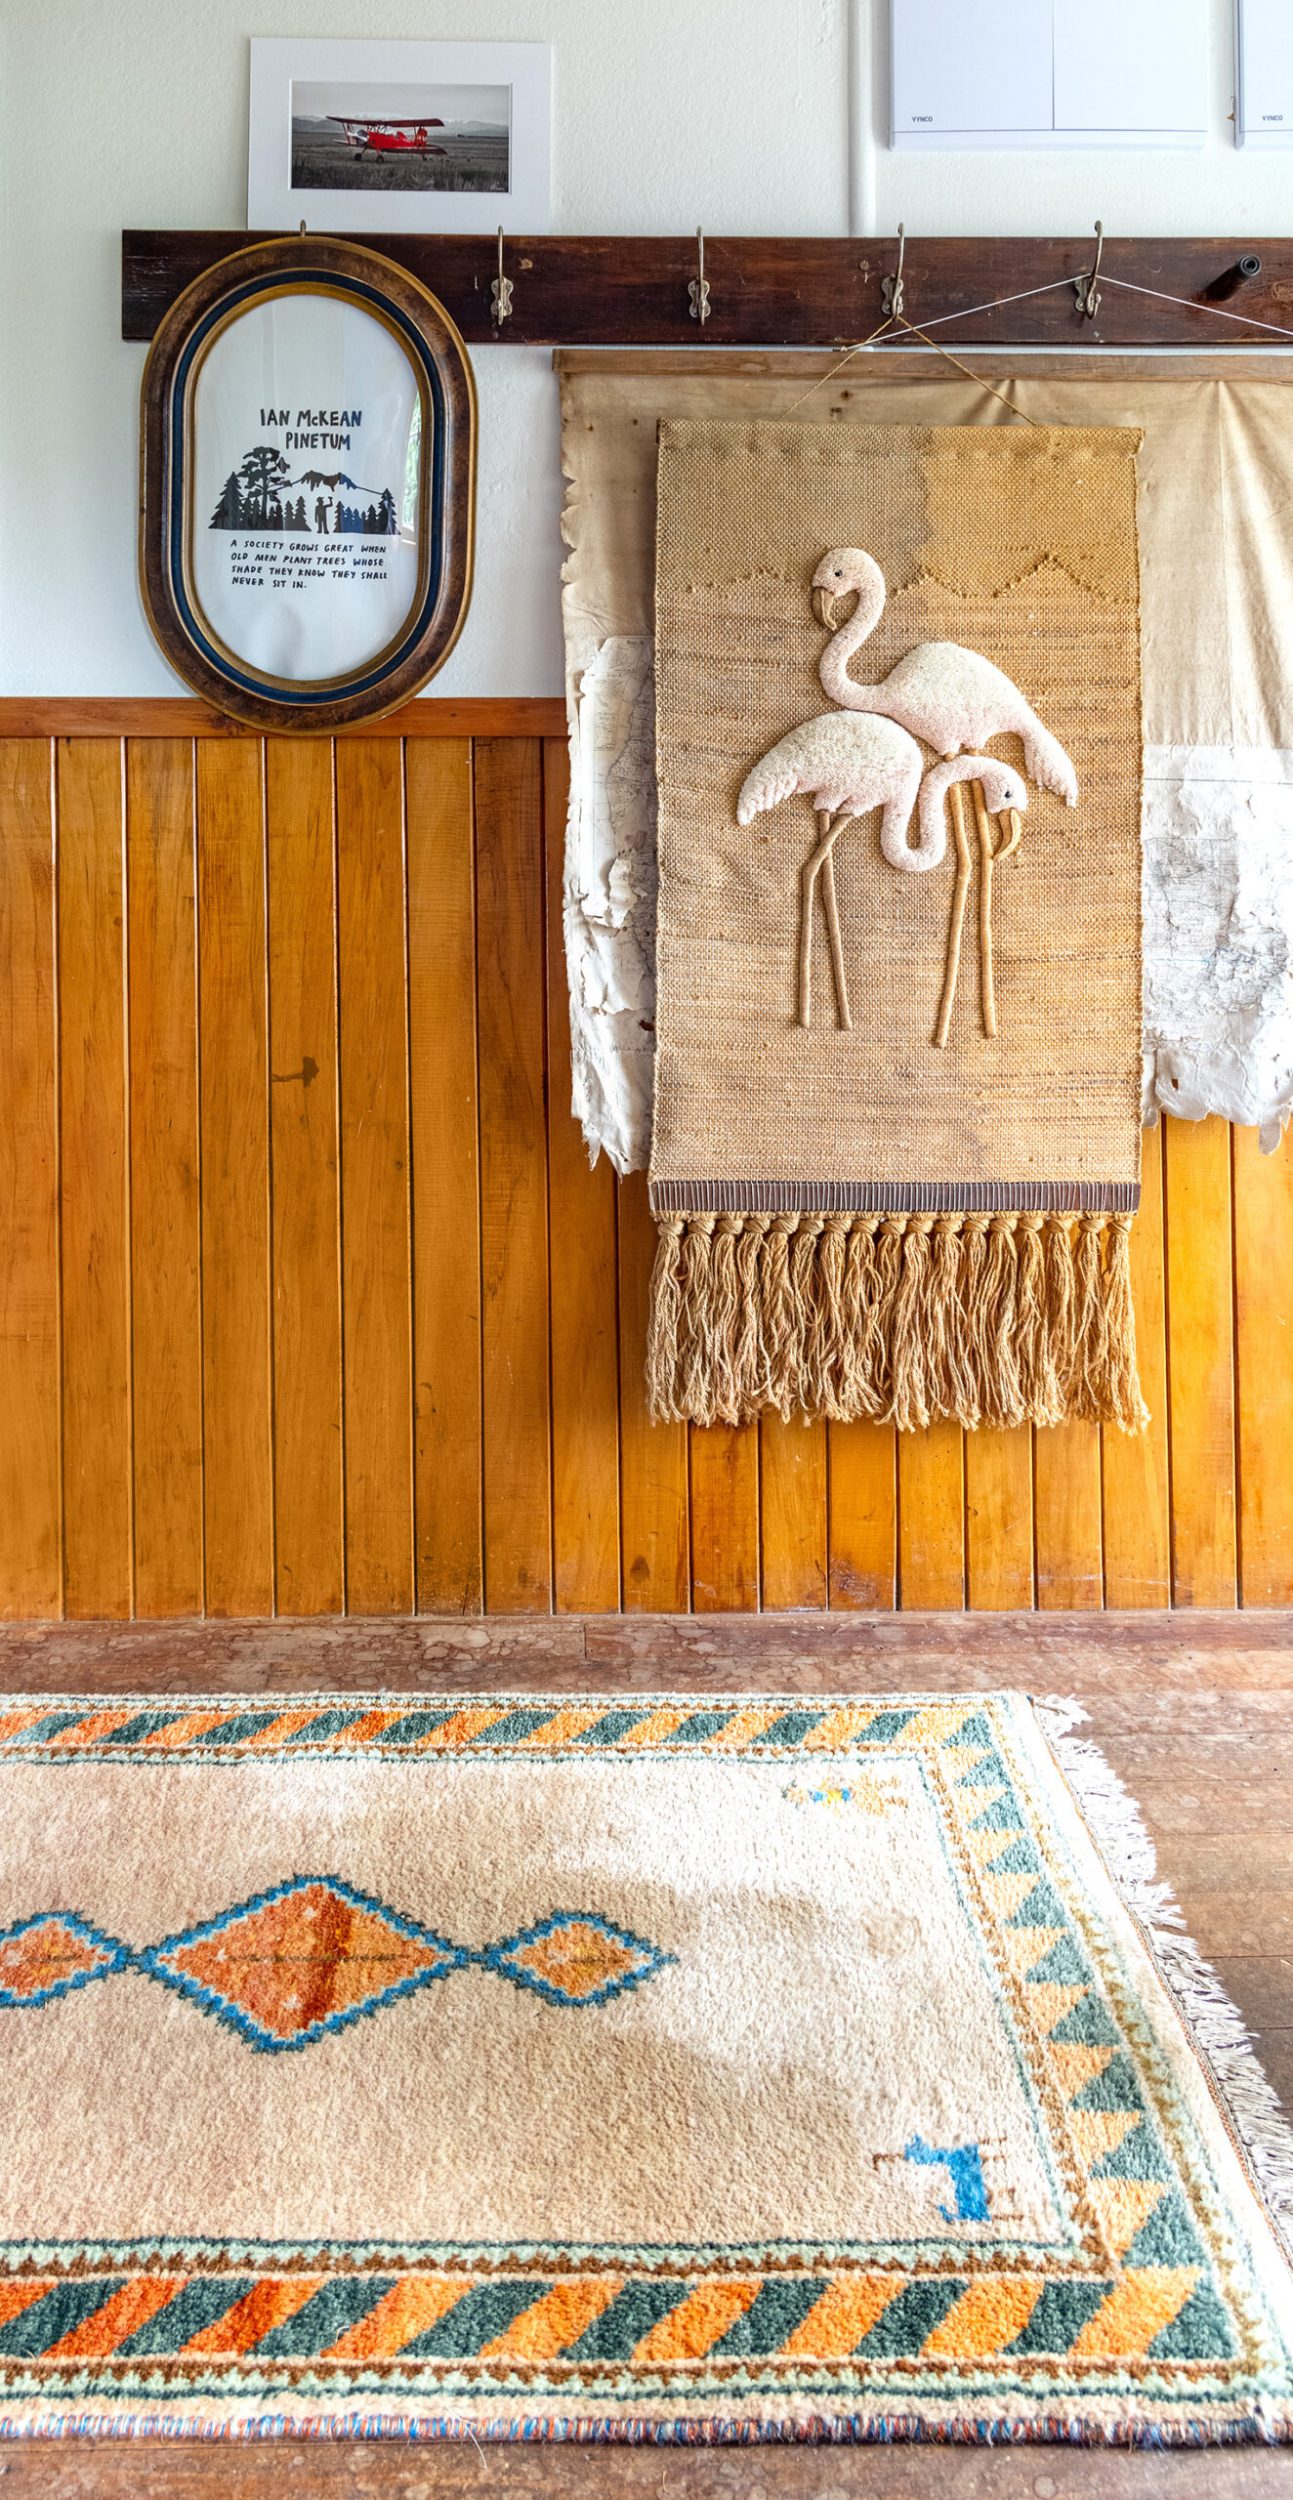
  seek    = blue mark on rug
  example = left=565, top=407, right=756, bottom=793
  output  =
left=903, top=2133, right=990, bottom=2223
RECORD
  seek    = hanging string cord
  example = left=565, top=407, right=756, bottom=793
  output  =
left=785, top=308, right=1044, bottom=422
left=1099, top=274, right=1293, bottom=344
left=783, top=264, right=1293, bottom=422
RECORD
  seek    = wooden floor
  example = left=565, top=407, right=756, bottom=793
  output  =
left=3, top=1609, right=1292, bottom=2497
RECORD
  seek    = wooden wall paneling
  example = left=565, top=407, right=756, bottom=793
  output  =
left=126, top=740, right=202, bottom=1615
left=407, top=739, right=483, bottom=1614
left=760, top=1417, right=828, bottom=1609
left=0, top=743, right=60, bottom=1616
left=1102, top=1123, right=1171, bottom=1608
left=543, top=741, right=621, bottom=1611
left=57, top=739, right=131, bottom=1617
left=1233, top=1127, right=1293, bottom=1606
left=196, top=739, right=274, bottom=1615
left=828, top=1424, right=897, bottom=1609
left=1164, top=1114, right=1238, bottom=1606
left=335, top=741, right=414, bottom=1613
left=965, top=1430, right=1034, bottom=1610
left=689, top=1423, right=761, bottom=1610
left=475, top=740, right=553, bottom=1610
left=616, top=1175, right=690, bottom=1610
left=265, top=740, right=344, bottom=1616
left=1033, top=1424, right=1104, bottom=1610
left=897, top=1424, right=965, bottom=1610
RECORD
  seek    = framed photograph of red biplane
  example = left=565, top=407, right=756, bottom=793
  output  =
left=248, top=38, right=552, bottom=234
left=138, top=233, right=476, bottom=730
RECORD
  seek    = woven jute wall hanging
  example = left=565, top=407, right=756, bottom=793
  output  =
left=647, top=418, right=1147, bottom=1434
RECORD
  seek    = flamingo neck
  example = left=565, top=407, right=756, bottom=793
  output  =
left=914, top=761, right=963, bottom=862
left=819, top=583, right=887, bottom=710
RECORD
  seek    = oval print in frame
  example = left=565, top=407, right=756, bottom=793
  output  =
left=140, top=234, right=475, bottom=729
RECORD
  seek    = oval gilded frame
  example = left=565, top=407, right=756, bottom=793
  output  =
left=140, top=234, right=476, bottom=731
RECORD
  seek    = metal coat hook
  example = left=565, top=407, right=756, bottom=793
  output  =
left=689, top=227, right=711, bottom=325
left=881, top=224, right=906, bottom=320
left=491, top=227, right=514, bottom=327
left=1075, top=221, right=1105, bottom=320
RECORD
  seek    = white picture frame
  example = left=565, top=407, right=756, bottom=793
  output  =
left=248, top=38, right=551, bottom=234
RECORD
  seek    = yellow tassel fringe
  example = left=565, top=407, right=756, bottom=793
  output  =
left=646, top=1210, right=1149, bottom=1434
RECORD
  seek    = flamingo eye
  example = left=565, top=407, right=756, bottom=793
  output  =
left=834, top=568, right=843, bottom=577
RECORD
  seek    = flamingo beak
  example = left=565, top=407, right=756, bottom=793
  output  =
left=812, top=586, right=840, bottom=631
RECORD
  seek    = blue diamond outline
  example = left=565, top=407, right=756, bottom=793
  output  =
left=482, top=1910, right=676, bottom=2009
left=0, top=1910, right=132, bottom=2011
left=135, top=1873, right=470, bottom=2054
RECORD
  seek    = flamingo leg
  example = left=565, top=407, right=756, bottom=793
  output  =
left=820, top=828, right=853, bottom=1033
left=799, top=811, right=851, bottom=1031
left=972, top=793, right=1022, bottom=1040
left=933, top=782, right=972, bottom=1050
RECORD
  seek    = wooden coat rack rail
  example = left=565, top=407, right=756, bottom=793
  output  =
left=122, top=232, right=1293, bottom=350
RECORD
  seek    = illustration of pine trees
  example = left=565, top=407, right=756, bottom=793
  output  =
left=209, top=472, right=243, bottom=529
left=378, top=487, right=397, bottom=535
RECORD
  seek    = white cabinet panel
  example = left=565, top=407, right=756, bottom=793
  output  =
left=892, top=0, right=1207, bottom=146
left=1238, top=0, right=1293, bottom=146
left=891, top=0, right=1052, bottom=138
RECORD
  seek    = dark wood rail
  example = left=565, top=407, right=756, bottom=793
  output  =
left=122, top=232, right=1293, bottom=349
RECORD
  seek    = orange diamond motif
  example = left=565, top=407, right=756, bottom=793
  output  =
left=141, top=1878, right=465, bottom=2051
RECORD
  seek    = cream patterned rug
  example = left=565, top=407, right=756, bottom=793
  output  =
left=0, top=1689, right=1289, bottom=2446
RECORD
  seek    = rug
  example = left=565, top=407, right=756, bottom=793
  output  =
left=648, top=418, right=1147, bottom=1435
left=0, top=1688, right=1289, bottom=2446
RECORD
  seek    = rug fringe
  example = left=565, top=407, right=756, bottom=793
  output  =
left=648, top=1211, right=1148, bottom=1432
left=1035, top=1694, right=1293, bottom=2264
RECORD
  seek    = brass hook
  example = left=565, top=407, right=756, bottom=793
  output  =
left=1074, top=221, right=1104, bottom=321
left=491, top=226, right=514, bottom=328
left=688, top=227, right=711, bottom=326
left=881, top=224, right=906, bottom=321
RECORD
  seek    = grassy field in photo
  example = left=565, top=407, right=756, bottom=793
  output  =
left=291, top=120, right=509, bottom=194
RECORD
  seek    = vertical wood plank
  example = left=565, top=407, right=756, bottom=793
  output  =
left=828, top=1424, right=897, bottom=1609
left=197, top=739, right=273, bottom=1615
left=1164, top=1115, right=1237, bottom=1606
left=476, top=740, right=552, bottom=1611
left=1234, top=1125, right=1293, bottom=1606
left=965, top=1430, right=1033, bottom=1610
left=544, top=741, right=621, bottom=1610
left=1102, top=1122, right=1171, bottom=1608
left=336, top=741, right=413, bottom=1614
left=617, top=1174, right=690, bottom=1610
left=760, top=1417, right=827, bottom=1609
left=898, top=1425, right=965, bottom=1609
left=1034, top=1424, right=1103, bottom=1609
left=690, top=1424, right=760, bottom=1610
left=58, top=739, right=131, bottom=1617
left=408, top=740, right=482, bottom=1615
left=0, top=742, right=60, bottom=1615
left=127, top=740, right=202, bottom=1615
left=266, top=740, right=343, bottom=1616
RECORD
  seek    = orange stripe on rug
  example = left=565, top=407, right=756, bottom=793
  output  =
left=479, top=2279, right=623, bottom=2359
left=45, top=2277, right=185, bottom=2359
left=616, top=1709, right=689, bottom=1748
left=516, top=1708, right=608, bottom=1748
left=416, top=1708, right=511, bottom=1749
left=920, top=2276, right=1044, bottom=2360
left=704, top=1710, right=785, bottom=1749
left=1069, top=2267, right=1201, bottom=2361
left=181, top=2276, right=325, bottom=2355
left=39, top=1708, right=135, bottom=1749
left=137, top=1711, right=232, bottom=1750
left=633, top=2280, right=761, bottom=2363
left=0, top=2281, right=54, bottom=2330
left=778, top=2275, right=897, bottom=2359
left=241, top=1709, right=335, bottom=1749
left=801, top=1707, right=876, bottom=1752
left=323, top=2276, right=468, bottom=2361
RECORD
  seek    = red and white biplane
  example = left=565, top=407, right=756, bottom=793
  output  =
left=329, top=116, right=448, bottom=159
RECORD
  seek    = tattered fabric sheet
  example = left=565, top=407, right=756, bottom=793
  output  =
left=646, top=417, right=1146, bottom=1434
left=559, top=364, right=1293, bottom=1171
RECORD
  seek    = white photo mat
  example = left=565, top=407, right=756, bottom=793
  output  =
left=248, top=38, right=551, bottom=236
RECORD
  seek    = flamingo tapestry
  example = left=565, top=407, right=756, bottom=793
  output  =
left=647, top=418, right=1146, bottom=1434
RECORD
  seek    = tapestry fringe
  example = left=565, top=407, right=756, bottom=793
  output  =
left=1036, top=1696, right=1293, bottom=2267
left=647, top=1211, right=1148, bottom=1432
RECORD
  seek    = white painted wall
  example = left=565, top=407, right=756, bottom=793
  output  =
left=1, top=0, right=1289, bottom=697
